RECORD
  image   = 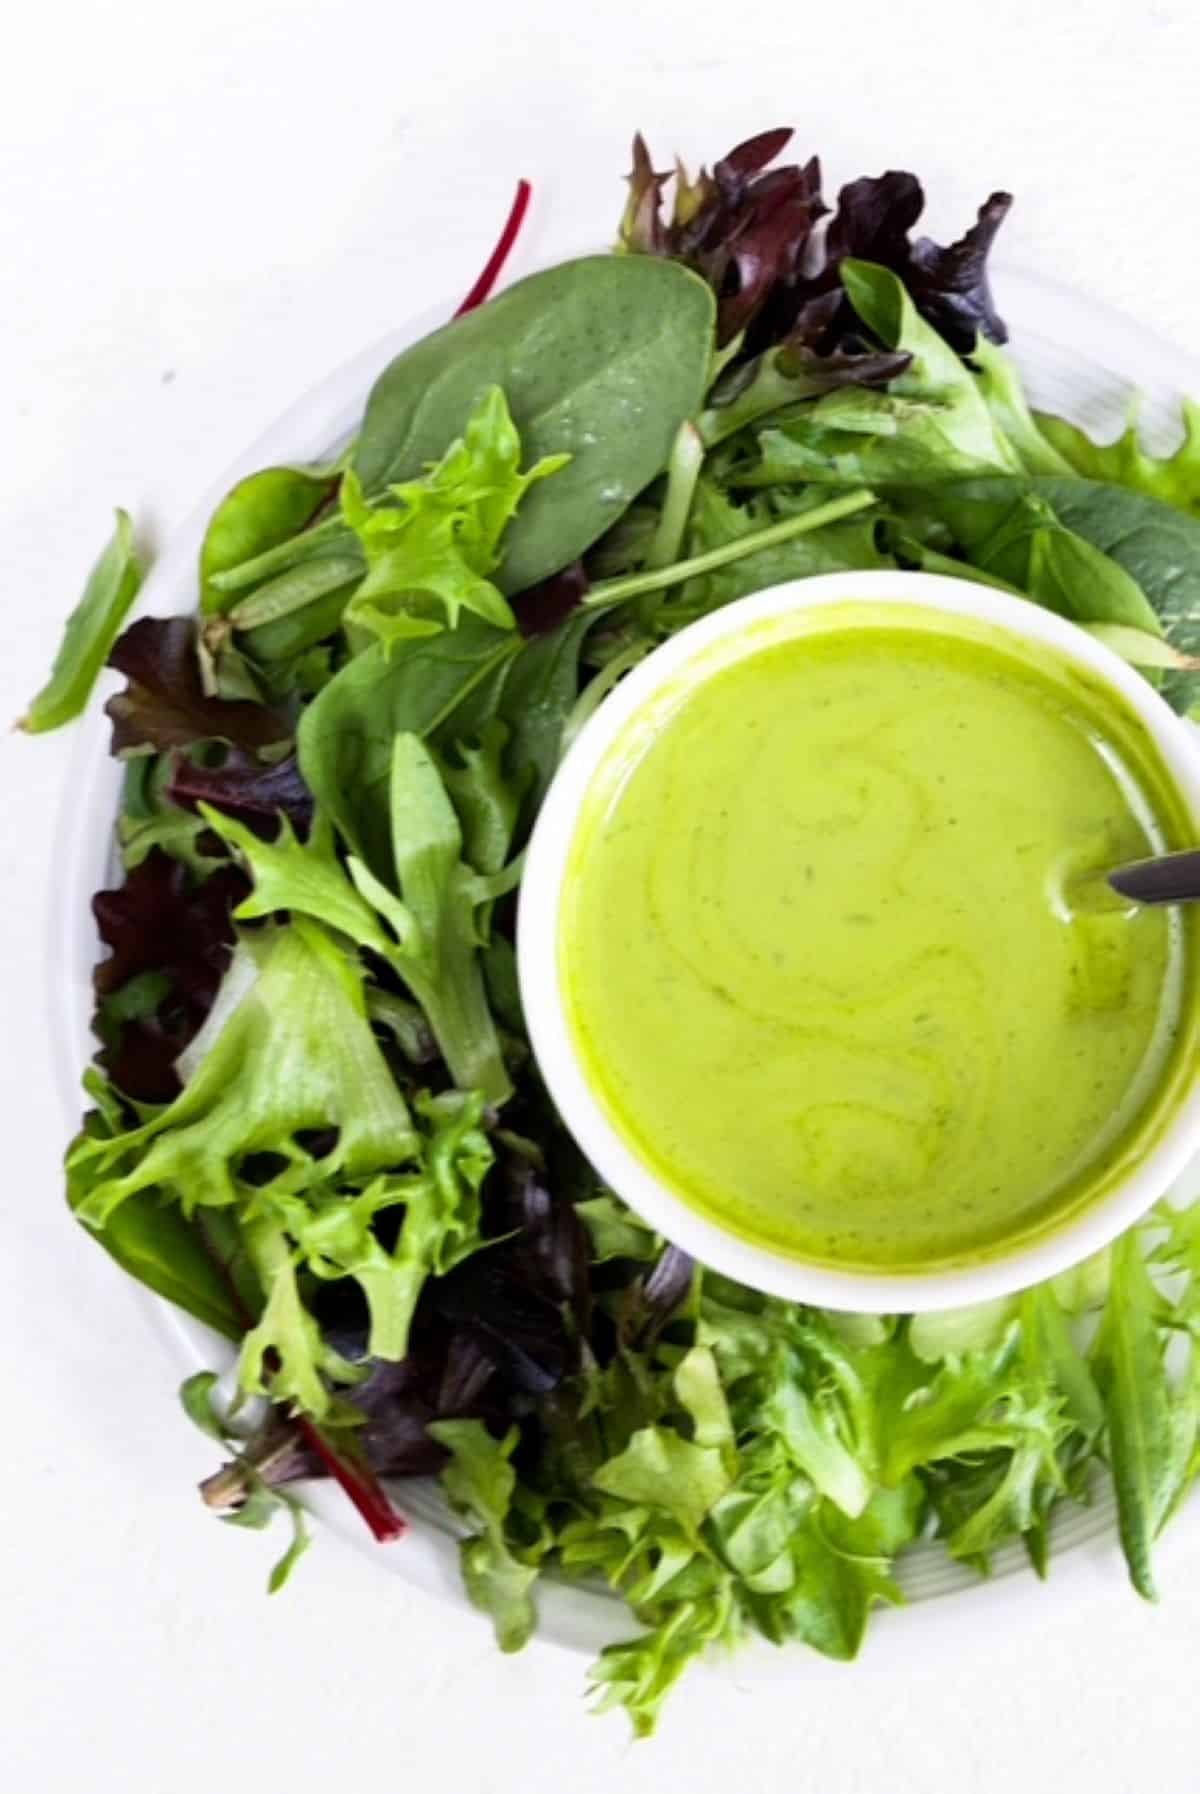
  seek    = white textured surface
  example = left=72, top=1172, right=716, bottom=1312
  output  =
left=5, top=3, right=1200, bottom=1788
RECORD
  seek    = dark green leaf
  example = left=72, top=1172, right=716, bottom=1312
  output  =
left=353, top=256, right=716, bottom=592
left=22, top=511, right=143, bottom=733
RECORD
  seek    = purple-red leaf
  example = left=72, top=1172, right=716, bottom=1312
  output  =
left=907, top=191, right=1013, bottom=351
left=106, top=617, right=291, bottom=757
left=92, top=850, right=248, bottom=1100
left=512, top=560, right=590, bottom=637
left=167, top=747, right=314, bottom=833
left=626, top=128, right=1012, bottom=362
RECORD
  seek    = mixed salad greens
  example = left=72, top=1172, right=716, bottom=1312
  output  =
left=25, top=128, right=1200, bottom=1734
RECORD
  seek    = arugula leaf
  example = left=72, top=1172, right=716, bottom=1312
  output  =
left=341, top=387, right=567, bottom=643
left=21, top=510, right=143, bottom=733
left=970, top=339, right=1076, bottom=476
left=347, top=734, right=515, bottom=1101
left=1093, top=1231, right=1187, bottom=1600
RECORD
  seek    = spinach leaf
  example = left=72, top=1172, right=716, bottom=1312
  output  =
left=296, top=615, right=520, bottom=883
left=493, top=608, right=601, bottom=811
left=932, top=476, right=1200, bottom=708
left=22, top=511, right=143, bottom=733
left=200, top=465, right=340, bottom=615
left=353, top=256, right=716, bottom=592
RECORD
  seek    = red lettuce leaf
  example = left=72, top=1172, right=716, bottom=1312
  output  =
left=92, top=849, right=247, bottom=1101
left=627, top=127, right=1011, bottom=360
left=167, top=747, right=314, bottom=834
left=106, top=617, right=291, bottom=756
left=512, top=559, right=590, bottom=637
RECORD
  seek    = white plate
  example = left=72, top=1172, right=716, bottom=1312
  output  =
left=49, top=260, right=1200, bottom=1667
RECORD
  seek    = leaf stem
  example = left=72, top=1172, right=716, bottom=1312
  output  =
left=582, top=490, right=877, bottom=608
left=644, top=421, right=706, bottom=571
left=295, top=1417, right=408, bottom=1543
left=455, top=179, right=534, bottom=316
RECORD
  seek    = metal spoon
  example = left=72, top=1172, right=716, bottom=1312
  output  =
left=1107, top=851, right=1200, bottom=905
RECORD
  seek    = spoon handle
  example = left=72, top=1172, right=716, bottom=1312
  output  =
left=1107, top=850, right=1200, bottom=905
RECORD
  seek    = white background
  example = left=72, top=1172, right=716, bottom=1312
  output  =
left=5, top=2, right=1200, bottom=1788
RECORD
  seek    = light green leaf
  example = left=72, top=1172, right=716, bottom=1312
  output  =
left=179, top=1370, right=227, bottom=1442
left=674, top=1345, right=734, bottom=1453
left=200, top=464, right=340, bottom=616
left=430, top=1421, right=539, bottom=1652
left=342, top=388, right=567, bottom=643
left=69, top=920, right=418, bottom=1222
left=592, top=1425, right=731, bottom=1534
left=1036, top=398, right=1200, bottom=514
left=266, top=1502, right=312, bottom=1594
left=744, top=261, right=1017, bottom=491
left=970, top=339, right=1076, bottom=475
left=1081, top=622, right=1200, bottom=669
left=1093, top=1231, right=1183, bottom=1600
left=576, top=1195, right=658, bottom=1263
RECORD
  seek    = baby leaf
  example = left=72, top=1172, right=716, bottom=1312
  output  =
left=353, top=256, right=716, bottom=593
left=21, top=510, right=143, bottom=733
left=341, top=387, right=568, bottom=642
left=296, top=615, right=520, bottom=884
left=1093, top=1232, right=1180, bottom=1600
left=200, top=465, right=340, bottom=616
left=1036, top=399, right=1200, bottom=516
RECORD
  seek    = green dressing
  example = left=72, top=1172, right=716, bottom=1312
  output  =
left=559, top=604, right=1199, bottom=1271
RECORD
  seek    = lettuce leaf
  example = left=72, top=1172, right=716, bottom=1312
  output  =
left=340, top=386, right=568, bottom=645
left=1036, top=399, right=1200, bottom=515
left=68, top=916, right=492, bottom=1414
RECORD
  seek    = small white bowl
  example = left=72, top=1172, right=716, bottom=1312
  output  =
left=518, top=568, right=1200, bottom=1313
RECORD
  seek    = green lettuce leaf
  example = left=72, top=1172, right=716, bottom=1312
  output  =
left=742, top=261, right=1019, bottom=490
left=1036, top=399, right=1200, bottom=515
left=340, top=386, right=568, bottom=644
left=205, top=732, right=516, bottom=1103
left=429, top=1420, right=540, bottom=1651
left=68, top=915, right=491, bottom=1414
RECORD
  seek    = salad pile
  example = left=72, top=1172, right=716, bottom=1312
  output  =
left=24, top=128, right=1200, bottom=1734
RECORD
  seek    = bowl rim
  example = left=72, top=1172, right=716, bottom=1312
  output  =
left=517, top=567, right=1200, bottom=1313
